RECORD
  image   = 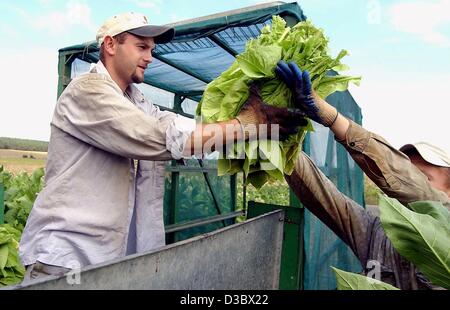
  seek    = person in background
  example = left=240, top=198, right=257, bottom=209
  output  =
left=19, top=13, right=306, bottom=283
left=276, top=60, right=450, bottom=289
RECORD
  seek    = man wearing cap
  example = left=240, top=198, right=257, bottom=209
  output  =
left=18, top=13, right=306, bottom=282
left=276, top=61, right=450, bottom=289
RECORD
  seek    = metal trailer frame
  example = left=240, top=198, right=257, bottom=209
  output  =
left=10, top=211, right=284, bottom=290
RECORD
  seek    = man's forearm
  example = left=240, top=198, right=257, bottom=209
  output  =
left=183, top=119, right=244, bottom=156
left=330, top=113, right=350, bottom=140
left=313, top=94, right=350, bottom=140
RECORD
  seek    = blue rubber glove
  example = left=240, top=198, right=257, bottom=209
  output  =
left=275, top=60, right=338, bottom=127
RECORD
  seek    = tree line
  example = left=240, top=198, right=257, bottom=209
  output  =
left=0, top=137, right=48, bottom=152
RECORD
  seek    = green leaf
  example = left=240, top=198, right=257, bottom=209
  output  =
left=316, top=75, right=361, bottom=99
left=265, top=166, right=284, bottom=181
left=408, top=200, right=450, bottom=223
left=6, top=241, right=20, bottom=268
left=0, top=233, right=12, bottom=245
left=0, top=224, right=22, bottom=240
left=243, top=140, right=259, bottom=178
left=0, top=245, right=9, bottom=270
left=379, top=196, right=450, bottom=289
left=237, top=42, right=282, bottom=79
left=217, top=76, right=251, bottom=121
left=31, top=167, right=45, bottom=184
left=258, top=140, right=284, bottom=181
left=247, top=171, right=270, bottom=190
left=0, top=268, right=23, bottom=286
left=332, top=267, right=399, bottom=290
left=217, top=159, right=231, bottom=176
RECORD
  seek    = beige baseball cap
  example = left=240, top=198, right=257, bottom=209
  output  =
left=96, top=12, right=174, bottom=45
left=400, top=142, right=450, bottom=168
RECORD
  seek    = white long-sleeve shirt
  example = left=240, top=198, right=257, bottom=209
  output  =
left=19, top=62, right=196, bottom=268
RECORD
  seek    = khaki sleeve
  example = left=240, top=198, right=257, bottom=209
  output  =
left=286, top=152, right=376, bottom=263
left=52, top=74, right=175, bottom=161
left=337, top=120, right=450, bottom=209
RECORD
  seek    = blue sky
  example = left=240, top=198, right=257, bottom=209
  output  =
left=0, top=0, right=449, bottom=152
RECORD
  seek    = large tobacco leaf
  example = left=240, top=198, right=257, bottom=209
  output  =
left=379, top=195, right=450, bottom=289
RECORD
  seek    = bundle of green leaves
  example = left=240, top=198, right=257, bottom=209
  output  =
left=196, top=16, right=360, bottom=189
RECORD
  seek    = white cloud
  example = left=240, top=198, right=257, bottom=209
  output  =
left=35, top=0, right=53, bottom=6
left=388, top=0, right=450, bottom=47
left=12, top=0, right=96, bottom=36
left=127, top=0, right=163, bottom=14
left=0, top=22, right=20, bottom=38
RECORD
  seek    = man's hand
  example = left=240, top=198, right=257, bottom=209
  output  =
left=236, top=83, right=307, bottom=141
left=275, top=60, right=339, bottom=127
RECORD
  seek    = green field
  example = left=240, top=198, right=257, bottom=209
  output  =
left=0, top=149, right=47, bottom=174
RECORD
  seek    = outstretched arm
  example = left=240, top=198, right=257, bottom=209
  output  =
left=286, top=152, right=377, bottom=264
left=183, top=84, right=307, bottom=157
left=334, top=119, right=450, bottom=209
left=276, top=61, right=450, bottom=209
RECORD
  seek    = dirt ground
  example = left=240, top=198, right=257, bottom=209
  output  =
left=0, top=149, right=47, bottom=174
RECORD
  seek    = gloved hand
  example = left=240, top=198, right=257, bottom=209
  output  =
left=236, top=83, right=307, bottom=141
left=275, top=60, right=339, bottom=127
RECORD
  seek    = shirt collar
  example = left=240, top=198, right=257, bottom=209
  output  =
left=91, top=61, right=144, bottom=104
left=91, top=61, right=111, bottom=78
